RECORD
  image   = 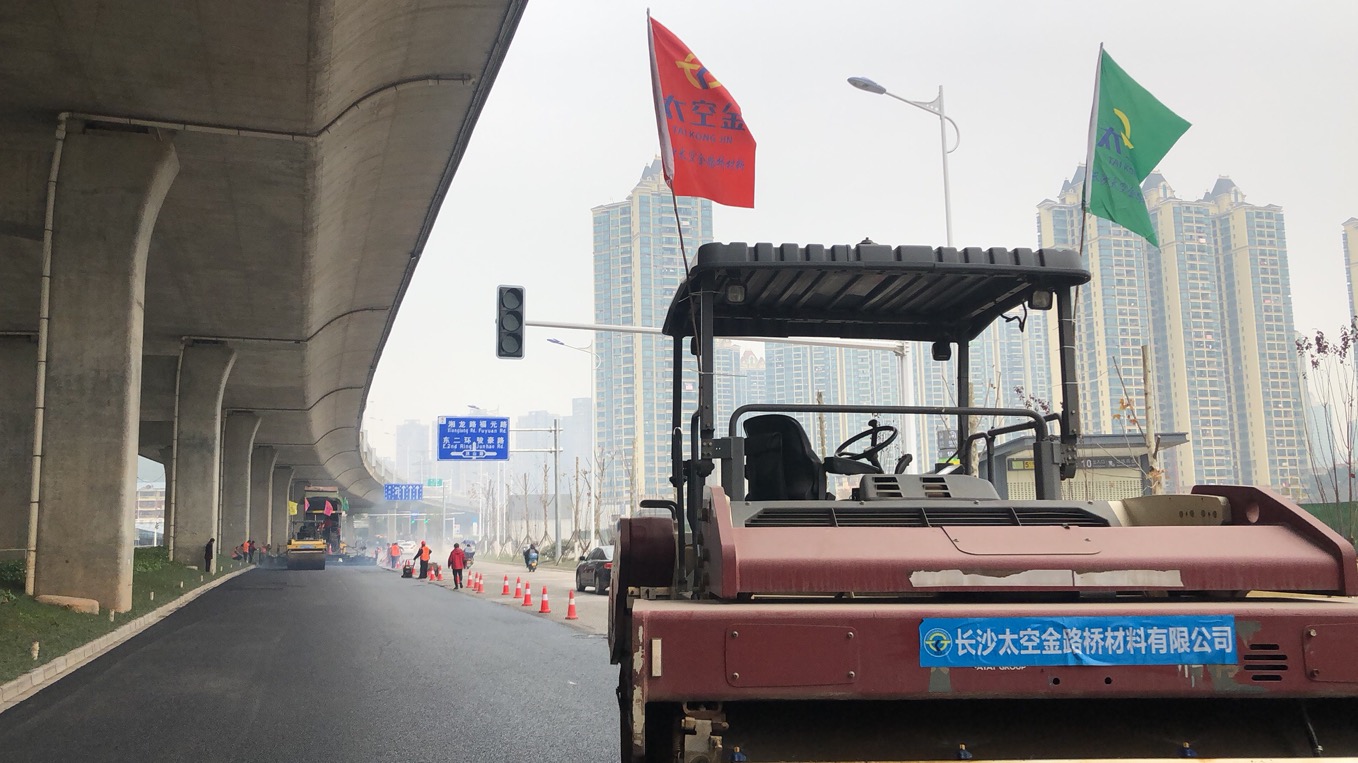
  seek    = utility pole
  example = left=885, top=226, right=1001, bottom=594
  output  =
left=553, top=418, right=562, bottom=560
left=1141, top=345, right=1162, bottom=494
left=510, top=420, right=563, bottom=560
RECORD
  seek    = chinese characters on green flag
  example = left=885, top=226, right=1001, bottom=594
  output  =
left=1084, top=48, right=1190, bottom=247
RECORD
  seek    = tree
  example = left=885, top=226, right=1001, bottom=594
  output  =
left=1296, top=319, right=1358, bottom=543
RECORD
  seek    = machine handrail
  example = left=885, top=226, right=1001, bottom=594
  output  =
left=727, top=403, right=1050, bottom=441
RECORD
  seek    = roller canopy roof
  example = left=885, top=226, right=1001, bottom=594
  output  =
left=662, top=242, right=1091, bottom=343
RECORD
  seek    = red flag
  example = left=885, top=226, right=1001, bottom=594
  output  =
left=648, top=16, right=755, bottom=208
left=323, top=500, right=334, bottom=516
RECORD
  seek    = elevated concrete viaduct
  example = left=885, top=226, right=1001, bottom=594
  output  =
left=0, top=1, right=527, bottom=611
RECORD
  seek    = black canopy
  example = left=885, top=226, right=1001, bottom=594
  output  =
left=662, top=242, right=1090, bottom=342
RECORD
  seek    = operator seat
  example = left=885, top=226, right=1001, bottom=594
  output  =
left=743, top=414, right=827, bottom=501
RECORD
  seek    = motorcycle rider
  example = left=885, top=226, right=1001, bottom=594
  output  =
left=525, top=543, right=539, bottom=572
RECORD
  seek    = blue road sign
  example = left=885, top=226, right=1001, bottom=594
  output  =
left=437, top=416, right=510, bottom=461
left=383, top=483, right=424, bottom=501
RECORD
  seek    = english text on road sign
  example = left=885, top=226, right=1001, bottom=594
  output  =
left=383, top=483, right=424, bottom=501
left=919, top=615, right=1236, bottom=667
left=437, top=416, right=510, bottom=461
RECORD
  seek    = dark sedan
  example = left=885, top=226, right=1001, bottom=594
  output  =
left=574, top=545, right=614, bottom=595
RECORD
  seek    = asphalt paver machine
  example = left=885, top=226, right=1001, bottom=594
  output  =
left=286, top=485, right=345, bottom=570
left=609, top=242, right=1358, bottom=762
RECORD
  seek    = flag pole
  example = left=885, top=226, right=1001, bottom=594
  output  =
left=1078, top=43, right=1104, bottom=259
left=669, top=191, right=691, bottom=277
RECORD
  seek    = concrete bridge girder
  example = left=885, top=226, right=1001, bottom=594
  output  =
left=0, top=0, right=527, bottom=610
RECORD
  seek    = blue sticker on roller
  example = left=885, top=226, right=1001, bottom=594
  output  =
left=919, top=615, right=1236, bottom=667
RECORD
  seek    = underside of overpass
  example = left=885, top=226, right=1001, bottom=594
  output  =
left=0, top=0, right=526, bottom=610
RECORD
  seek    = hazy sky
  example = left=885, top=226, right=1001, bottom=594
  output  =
left=362, top=0, right=1358, bottom=456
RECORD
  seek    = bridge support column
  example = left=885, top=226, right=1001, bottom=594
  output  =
left=35, top=126, right=178, bottom=613
left=170, top=343, right=235, bottom=571
left=249, top=447, right=277, bottom=549
left=0, top=338, right=37, bottom=563
left=271, top=466, right=294, bottom=554
left=220, top=412, right=260, bottom=556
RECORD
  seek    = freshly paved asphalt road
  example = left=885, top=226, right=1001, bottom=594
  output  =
left=0, top=566, right=616, bottom=762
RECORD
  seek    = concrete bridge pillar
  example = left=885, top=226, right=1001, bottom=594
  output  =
left=271, top=466, right=294, bottom=553
left=220, top=412, right=260, bottom=554
left=35, top=126, right=178, bottom=613
left=170, top=343, right=235, bottom=571
left=0, top=338, right=37, bottom=563
left=249, top=447, right=277, bottom=548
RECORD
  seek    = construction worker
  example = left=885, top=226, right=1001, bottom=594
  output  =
left=388, top=541, right=401, bottom=570
left=415, top=540, right=431, bottom=579
left=448, top=543, right=467, bottom=589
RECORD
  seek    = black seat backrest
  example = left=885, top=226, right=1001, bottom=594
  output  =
left=743, top=414, right=826, bottom=501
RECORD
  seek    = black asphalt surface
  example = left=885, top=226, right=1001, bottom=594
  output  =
left=0, top=566, right=616, bottom=762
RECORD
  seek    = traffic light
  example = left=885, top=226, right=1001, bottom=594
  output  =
left=496, top=285, right=525, bottom=359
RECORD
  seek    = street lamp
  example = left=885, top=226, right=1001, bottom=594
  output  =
left=847, top=75, right=960, bottom=248
left=547, top=337, right=602, bottom=369
left=848, top=75, right=962, bottom=469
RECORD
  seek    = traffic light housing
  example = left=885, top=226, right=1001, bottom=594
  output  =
left=496, top=285, right=525, bottom=359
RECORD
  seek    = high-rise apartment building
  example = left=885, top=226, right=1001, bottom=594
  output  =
left=1035, top=168, right=1304, bottom=497
left=1038, top=170, right=1149, bottom=439
left=1208, top=178, right=1305, bottom=495
left=1142, top=173, right=1235, bottom=489
left=592, top=161, right=712, bottom=515
left=1344, top=218, right=1358, bottom=320
left=394, top=419, right=432, bottom=483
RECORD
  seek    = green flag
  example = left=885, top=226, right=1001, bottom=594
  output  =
left=1084, top=47, right=1190, bottom=246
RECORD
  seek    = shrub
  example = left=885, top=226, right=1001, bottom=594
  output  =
left=132, top=546, right=169, bottom=573
left=0, top=559, right=24, bottom=591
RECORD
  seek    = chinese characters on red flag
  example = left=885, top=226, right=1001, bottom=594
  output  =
left=648, top=16, right=755, bottom=208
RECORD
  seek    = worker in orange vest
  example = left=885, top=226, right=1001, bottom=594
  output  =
left=415, top=541, right=432, bottom=579
left=388, top=542, right=401, bottom=570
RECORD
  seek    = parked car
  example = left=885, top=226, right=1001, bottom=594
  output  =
left=575, top=545, right=614, bottom=595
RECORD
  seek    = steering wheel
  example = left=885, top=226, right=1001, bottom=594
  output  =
left=833, top=424, right=899, bottom=472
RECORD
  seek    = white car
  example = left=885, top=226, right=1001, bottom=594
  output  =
left=397, top=540, right=418, bottom=555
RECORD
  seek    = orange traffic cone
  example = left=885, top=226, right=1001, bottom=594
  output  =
left=476, top=573, right=484, bottom=593
left=538, top=586, right=551, bottom=614
left=501, top=575, right=510, bottom=596
left=521, top=584, right=533, bottom=607
left=565, top=589, right=578, bottom=620
left=513, top=579, right=522, bottom=600
left=435, top=564, right=443, bottom=582
left=471, top=572, right=479, bottom=593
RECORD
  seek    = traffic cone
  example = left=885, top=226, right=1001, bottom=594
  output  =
left=476, top=573, right=485, bottom=593
left=522, top=583, right=533, bottom=607
left=538, top=586, right=551, bottom=614
left=435, top=564, right=443, bottom=582
left=565, top=589, right=579, bottom=620
left=513, top=579, right=522, bottom=599
left=501, top=575, right=510, bottom=595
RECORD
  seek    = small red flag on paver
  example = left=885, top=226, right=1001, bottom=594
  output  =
left=648, top=15, right=755, bottom=208
left=323, top=500, right=333, bottom=516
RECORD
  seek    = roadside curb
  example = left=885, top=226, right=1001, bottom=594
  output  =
left=0, top=564, right=255, bottom=715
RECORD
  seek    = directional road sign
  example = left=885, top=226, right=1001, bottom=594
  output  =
left=383, top=483, right=424, bottom=501
left=437, top=416, right=510, bottom=461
